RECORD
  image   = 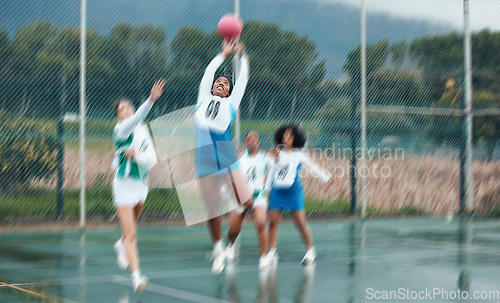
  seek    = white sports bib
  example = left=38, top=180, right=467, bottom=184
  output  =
left=241, top=152, right=273, bottom=191
left=131, top=125, right=157, bottom=176
left=196, top=98, right=233, bottom=133
left=273, top=154, right=300, bottom=188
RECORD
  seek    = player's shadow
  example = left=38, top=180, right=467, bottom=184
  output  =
left=457, top=217, right=471, bottom=293
left=225, top=263, right=315, bottom=303
left=118, top=289, right=146, bottom=303
left=293, top=264, right=315, bottom=303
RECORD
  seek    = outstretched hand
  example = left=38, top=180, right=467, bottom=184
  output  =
left=222, top=39, right=236, bottom=57
left=235, top=41, right=245, bottom=55
left=222, top=39, right=245, bottom=57
left=149, top=79, right=166, bottom=103
left=269, top=146, right=281, bottom=163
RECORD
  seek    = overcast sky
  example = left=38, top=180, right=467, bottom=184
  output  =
left=324, top=0, right=500, bottom=31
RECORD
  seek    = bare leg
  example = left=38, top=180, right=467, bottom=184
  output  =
left=228, top=170, right=253, bottom=209
left=291, top=211, right=313, bottom=249
left=208, top=217, right=223, bottom=243
left=253, top=205, right=268, bottom=256
left=134, top=202, right=144, bottom=220
left=121, top=202, right=144, bottom=240
left=268, top=210, right=282, bottom=250
left=199, top=177, right=223, bottom=243
left=116, top=206, right=140, bottom=273
left=227, top=209, right=247, bottom=245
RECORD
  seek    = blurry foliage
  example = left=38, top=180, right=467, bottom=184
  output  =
left=0, top=187, right=180, bottom=219
left=0, top=20, right=325, bottom=122
left=0, top=111, right=57, bottom=191
left=335, top=29, right=500, bottom=154
left=0, top=20, right=498, bottom=146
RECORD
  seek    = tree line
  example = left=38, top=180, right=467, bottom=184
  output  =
left=0, top=20, right=326, bottom=121
left=0, top=20, right=498, bottom=157
left=319, top=29, right=499, bottom=158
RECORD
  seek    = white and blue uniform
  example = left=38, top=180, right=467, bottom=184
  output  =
left=261, top=150, right=330, bottom=211
left=194, top=53, right=249, bottom=177
left=240, top=151, right=274, bottom=208
left=112, top=99, right=157, bottom=206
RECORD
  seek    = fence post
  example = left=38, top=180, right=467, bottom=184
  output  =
left=460, top=0, right=473, bottom=214
left=57, top=37, right=66, bottom=221
left=349, top=80, right=359, bottom=215
left=79, top=0, right=87, bottom=229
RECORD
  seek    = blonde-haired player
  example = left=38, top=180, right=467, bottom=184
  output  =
left=112, top=80, right=165, bottom=294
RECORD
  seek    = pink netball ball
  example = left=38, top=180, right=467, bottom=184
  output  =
left=217, top=14, right=243, bottom=39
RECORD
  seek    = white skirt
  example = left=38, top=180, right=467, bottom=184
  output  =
left=113, top=177, right=149, bottom=206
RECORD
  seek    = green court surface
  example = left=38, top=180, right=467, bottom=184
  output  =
left=1, top=218, right=500, bottom=303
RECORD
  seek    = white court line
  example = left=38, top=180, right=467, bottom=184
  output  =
left=403, top=237, right=500, bottom=256
left=18, top=260, right=314, bottom=290
left=113, top=276, right=232, bottom=303
left=0, top=224, right=347, bottom=246
left=0, top=233, right=449, bottom=271
left=0, top=239, right=397, bottom=271
left=2, top=224, right=490, bottom=271
left=25, top=249, right=458, bottom=290
left=0, top=282, right=35, bottom=287
left=0, top=249, right=463, bottom=303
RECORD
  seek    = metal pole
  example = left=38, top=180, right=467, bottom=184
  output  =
left=234, top=0, right=241, bottom=146
left=349, top=84, right=358, bottom=215
left=349, top=2, right=368, bottom=215
left=79, top=0, right=87, bottom=228
left=57, top=36, right=66, bottom=221
left=462, top=0, right=473, bottom=213
left=360, top=0, right=367, bottom=218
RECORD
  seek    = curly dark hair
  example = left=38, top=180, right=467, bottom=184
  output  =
left=274, top=124, right=306, bottom=148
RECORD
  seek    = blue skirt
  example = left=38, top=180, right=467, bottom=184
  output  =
left=195, top=132, right=238, bottom=178
left=268, top=177, right=305, bottom=212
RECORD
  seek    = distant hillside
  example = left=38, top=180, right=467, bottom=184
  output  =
left=0, top=0, right=452, bottom=77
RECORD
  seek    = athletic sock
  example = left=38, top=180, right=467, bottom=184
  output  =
left=131, top=270, right=142, bottom=279
left=214, top=239, right=224, bottom=251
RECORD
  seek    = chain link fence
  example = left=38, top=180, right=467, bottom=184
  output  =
left=0, top=0, right=499, bottom=227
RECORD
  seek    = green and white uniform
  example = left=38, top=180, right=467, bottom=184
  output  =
left=112, top=99, right=157, bottom=206
left=239, top=151, right=274, bottom=208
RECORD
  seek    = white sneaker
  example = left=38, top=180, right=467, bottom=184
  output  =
left=267, top=250, right=279, bottom=265
left=132, top=274, right=149, bottom=295
left=301, top=247, right=316, bottom=265
left=114, top=240, right=129, bottom=270
left=211, top=247, right=226, bottom=274
left=259, top=255, right=271, bottom=271
left=226, top=244, right=236, bottom=264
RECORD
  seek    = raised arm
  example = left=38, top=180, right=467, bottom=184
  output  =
left=260, top=163, right=277, bottom=197
left=197, top=39, right=236, bottom=102
left=300, top=152, right=331, bottom=183
left=115, top=79, right=165, bottom=139
left=197, top=54, right=225, bottom=101
left=114, top=100, right=153, bottom=139
left=261, top=153, right=274, bottom=182
left=229, top=53, right=249, bottom=109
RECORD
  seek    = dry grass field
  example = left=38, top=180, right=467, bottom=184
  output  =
left=45, top=149, right=500, bottom=216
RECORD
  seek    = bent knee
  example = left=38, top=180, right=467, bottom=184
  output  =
left=255, top=219, right=266, bottom=231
